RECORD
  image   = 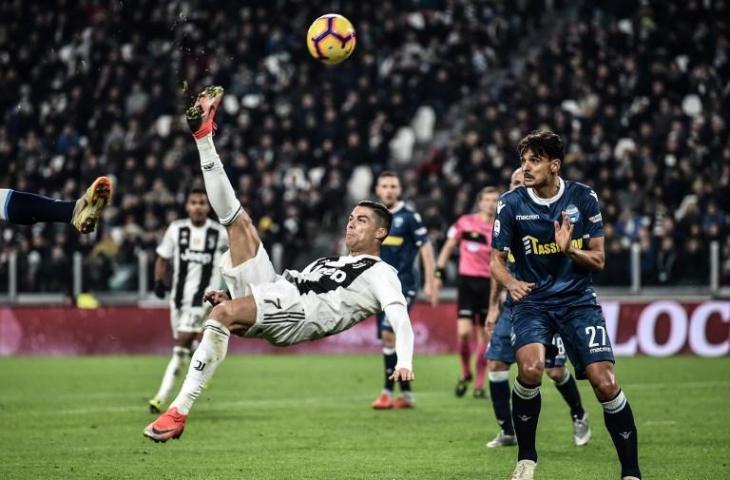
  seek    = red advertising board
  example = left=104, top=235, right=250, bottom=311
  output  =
left=0, top=301, right=728, bottom=357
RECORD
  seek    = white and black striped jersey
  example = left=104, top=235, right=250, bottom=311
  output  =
left=157, top=218, right=228, bottom=310
left=282, top=254, right=407, bottom=336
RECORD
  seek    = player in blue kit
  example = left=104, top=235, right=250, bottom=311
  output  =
left=484, top=168, right=590, bottom=449
left=370, top=171, right=437, bottom=409
left=491, top=131, right=640, bottom=480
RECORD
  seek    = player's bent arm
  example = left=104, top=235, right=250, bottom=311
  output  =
left=435, top=237, right=458, bottom=273
left=383, top=302, right=414, bottom=375
left=566, top=236, right=605, bottom=272
left=153, top=256, right=171, bottom=298
left=491, top=250, right=534, bottom=302
left=419, top=241, right=438, bottom=305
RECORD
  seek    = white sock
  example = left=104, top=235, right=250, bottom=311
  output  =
left=195, top=135, right=242, bottom=225
left=170, top=320, right=230, bottom=415
left=153, top=346, right=190, bottom=403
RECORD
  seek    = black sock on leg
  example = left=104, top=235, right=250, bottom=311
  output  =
left=5, top=190, right=75, bottom=225
left=512, top=379, right=541, bottom=462
left=489, top=372, right=514, bottom=435
left=554, top=370, right=585, bottom=419
left=602, top=390, right=641, bottom=478
left=383, top=348, right=397, bottom=392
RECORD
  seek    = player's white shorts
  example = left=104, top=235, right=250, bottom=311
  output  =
left=170, top=307, right=206, bottom=336
left=220, top=243, right=313, bottom=346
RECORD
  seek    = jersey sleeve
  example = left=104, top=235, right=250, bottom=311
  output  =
left=583, top=189, right=604, bottom=238
left=156, top=224, right=175, bottom=259
left=409, top=211, right=429, bottom=247
left=446, top=217, right=462, bottom=241
left=372, top=264, right=408, bottom=308
left=492, top=195, right=515, bottom=252
left=383, top=302, right=414, bottom=371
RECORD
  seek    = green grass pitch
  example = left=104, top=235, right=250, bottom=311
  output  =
left=1, top=355, right=728, bottom=479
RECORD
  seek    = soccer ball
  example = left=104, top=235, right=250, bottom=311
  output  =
left=306, top=14, right=356, bottom=65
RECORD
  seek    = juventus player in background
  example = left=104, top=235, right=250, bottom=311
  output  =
left=147, top=188, right=228, bottom=414
left=144, top=86, right=415, bottom=443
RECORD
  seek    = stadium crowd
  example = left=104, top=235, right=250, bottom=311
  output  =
left=0, top=0, right=728, bottom=294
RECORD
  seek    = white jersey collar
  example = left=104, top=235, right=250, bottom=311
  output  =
left=527, top=177, right=565, bottom=206
left=389, top=201, right=405, bottom=214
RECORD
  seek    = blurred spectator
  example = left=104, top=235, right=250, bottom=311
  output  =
left=0, top=0, right=727, bottom=294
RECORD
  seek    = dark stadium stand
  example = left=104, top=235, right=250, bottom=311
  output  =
left=0, top=0, right=727, bottom=296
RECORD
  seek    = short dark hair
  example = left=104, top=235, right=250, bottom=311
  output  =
left=517, top=130, right=564, bottom=163
left=187, top=187, right=207, bottom=197
left=377, top=170, right=400, bottom=182
left=356, top=200, right=392, bottom=236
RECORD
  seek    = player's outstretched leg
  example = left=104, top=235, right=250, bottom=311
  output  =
left=145, top=87, right=271, bottom=443
left=0, top=177, right=112, bottom=233
left=585, top=362, right=641, bottom=479
left=547, top=366, right=590, bottom=446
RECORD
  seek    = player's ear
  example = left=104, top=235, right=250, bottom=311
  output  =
left=375, top=227, right=388, bottom=242
left=551, top=158, right=561, bottom=173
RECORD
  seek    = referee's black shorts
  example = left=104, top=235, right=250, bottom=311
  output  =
left=456, top=275, right=491, bottom=325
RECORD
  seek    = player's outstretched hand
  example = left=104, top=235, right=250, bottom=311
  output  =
left=389, top=368, right=415, bottom=382
left=205, top=290, right=231, bottom=306
left=424, top=279, right=439, bottom=307
left=554, top=211, right=575, bottom=253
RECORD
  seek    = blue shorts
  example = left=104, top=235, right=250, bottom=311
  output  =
left=486, top=303, right=566, bottom=369
left=486, top=304, right=515, bottom=364
left=377, top=292, right=416, bottom=338
left=511, top=300, right=614, bottom=379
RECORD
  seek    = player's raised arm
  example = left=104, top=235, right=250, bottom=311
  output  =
left=554, top=212, right=605, bottom=271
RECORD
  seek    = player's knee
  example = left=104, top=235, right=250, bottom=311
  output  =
left=488, top=360, right=509, bottom=373
left=519, top=359, right=545, bottom=383
left=590, top=373, right=619, bottom=400
left=208, top=302, right=236, bottom=327
left=546, top=367, right=565, bottom=382
left=381, top=331, right=395, bottom=347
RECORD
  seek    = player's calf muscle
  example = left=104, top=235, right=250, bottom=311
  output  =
left=226, top=214, right=261, bottom=267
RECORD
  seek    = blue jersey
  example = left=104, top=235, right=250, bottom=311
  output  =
left=380, top=202, right=429, bottom=296
left=492, top=179, right=604, bottom=306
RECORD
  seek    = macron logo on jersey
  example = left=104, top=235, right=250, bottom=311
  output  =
left=516, top=214, right=540, bottom=221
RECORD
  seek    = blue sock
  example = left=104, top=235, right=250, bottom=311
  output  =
left=383, top=348, right=397, bottom=392
left=602, top=390, right=641, bottom=478
left=2, top=190, right=75, bottom=225
left=512, top=379, right=541, bottom=462
left=554, top=370, right=585, bottom=419
left=489, top=373, right=514, bottom=435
